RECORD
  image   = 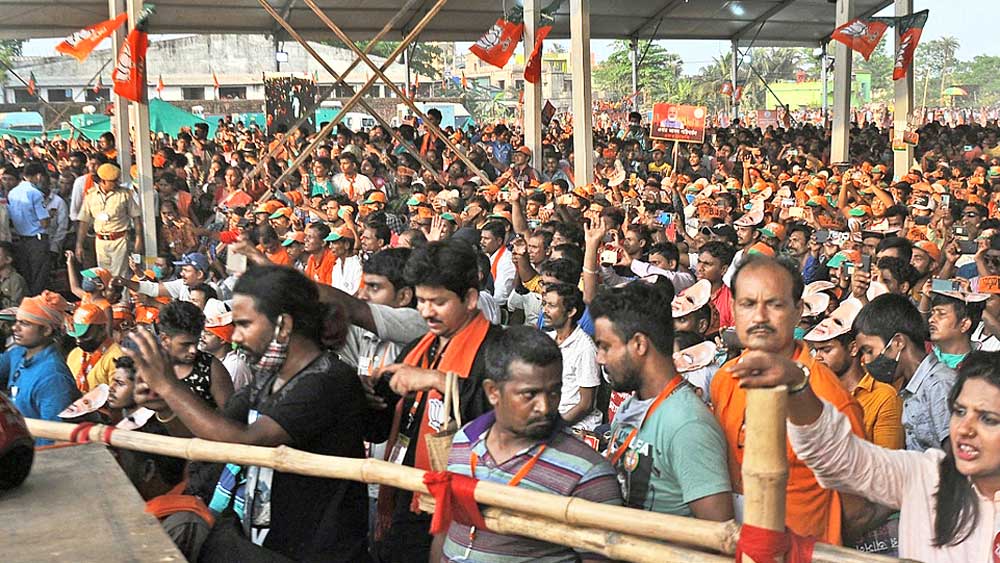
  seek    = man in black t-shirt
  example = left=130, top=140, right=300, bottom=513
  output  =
left=126, top=266, right=370, bottom=562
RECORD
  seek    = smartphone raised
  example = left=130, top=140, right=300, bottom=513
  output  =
left=861, top=254, right=872, bottom=273
left=958, top=240, right=979, bottom=254
left=931, top=278, right=962, bottom=293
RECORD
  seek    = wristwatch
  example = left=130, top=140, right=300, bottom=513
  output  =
left=788, top=362, right=811, bottom=394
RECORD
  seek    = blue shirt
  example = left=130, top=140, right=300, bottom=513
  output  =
left=0, top=344, right=79, bottom=444
left=7, top=180, right=49, bottom=236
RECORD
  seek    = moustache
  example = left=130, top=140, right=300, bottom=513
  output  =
left=747, top=324, right=775, bottom=334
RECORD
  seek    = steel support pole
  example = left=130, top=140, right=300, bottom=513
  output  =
left=830, top=0, right=854, bottom=164
left=523, top=0, right=543, bottom=167
left=125, top=0, right=156, bottom=261
left=109, top=0, right=132, bottom=181
left=821, top=42, right=829, bottom=123
left=892, top=0, right=915, bottom=179
left=730, top=40, right=740, bottom=122
left=570, top=0, right=594, bottom=185
left=630, top=37, right=639, bottom=108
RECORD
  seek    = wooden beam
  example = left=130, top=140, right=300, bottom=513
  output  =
left=303, top=0, right=491, bottom=183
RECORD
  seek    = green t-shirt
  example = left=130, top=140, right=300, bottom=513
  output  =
left=608, top=384, right=731, bottom=516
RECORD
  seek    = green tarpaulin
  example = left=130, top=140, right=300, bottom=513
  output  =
left=1, top=99, right=216, bottom=141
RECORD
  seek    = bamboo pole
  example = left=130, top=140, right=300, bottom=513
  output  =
left=258, top=0, right=451, bottom=190
left=25, top=419, right=910, bottom=563
left=240, top=0, right=427, bottom=187
left=740, top=387, right=789, bottom=563
left=256, top=0, right=441, bottom=189
left=302, top=0, right=492, bottom=184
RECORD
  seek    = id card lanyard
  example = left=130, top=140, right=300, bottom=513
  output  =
left=386, top=338, right=451, bottom=465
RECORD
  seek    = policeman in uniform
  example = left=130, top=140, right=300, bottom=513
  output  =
left=75, top=163, right=142, bottom=277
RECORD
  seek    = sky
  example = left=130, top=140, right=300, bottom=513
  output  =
left=20, top=0, right=995, bottom=76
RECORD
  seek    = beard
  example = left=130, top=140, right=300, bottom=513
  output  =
left=607, top=356, right=642, bottom=393
left=522, top=413, right=560, bottom=440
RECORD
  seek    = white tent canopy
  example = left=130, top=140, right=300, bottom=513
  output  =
left=3, top=0, right=891, bottom=46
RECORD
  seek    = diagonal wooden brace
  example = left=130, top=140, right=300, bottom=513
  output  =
left=303, top=0, right=491, bottom=184
left=258, top=0, right=450, bottom=190
left=244, top=0, right=428, bottom=188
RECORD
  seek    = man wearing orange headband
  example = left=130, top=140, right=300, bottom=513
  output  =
left=1, top=292, right=79, bottom=440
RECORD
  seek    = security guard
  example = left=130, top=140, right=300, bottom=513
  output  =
left=75, top=163, right=142, bottom=277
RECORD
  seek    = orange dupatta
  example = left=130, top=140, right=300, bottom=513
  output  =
left=145, top=483, right=216, bottom=527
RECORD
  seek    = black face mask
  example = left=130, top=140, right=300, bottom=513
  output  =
left=865, top=337, right=901, bottom=384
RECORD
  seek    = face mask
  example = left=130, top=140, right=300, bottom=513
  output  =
left=793, top=327, right=807, bottom=340
left=865, top=336, right=902, bottom=384
left=933, top=346, right=966, bottom=369
left=81, top=278, right=99, bottom=293
left=253, top=315, right=289, bottom=376
left=151, top=266, right=164, bottom=279
left=686, top=194, right=696, bottom=205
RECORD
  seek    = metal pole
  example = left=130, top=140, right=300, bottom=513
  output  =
left=109, top=0, right=132, bottom=179
left=570, top=0, right=594, bottom=185
left=125, top=0, right=156, bottom=261
left=892, top=0, right=915, bottom=179
left=830, top=0, right=854, bottom=164
left=730, top=40, right=739, bottom=122
left=404, top=44, right=412, bottom=101
left=630, top=37, right=639, bottom=108
left=820, top=42, right=829, bottom=124
left=524, top=0, right=543, bottom=166
left=274, top=35, right=281, bottom=72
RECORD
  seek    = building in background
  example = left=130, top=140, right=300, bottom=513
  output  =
left=3, top=34, right=431, bottom=105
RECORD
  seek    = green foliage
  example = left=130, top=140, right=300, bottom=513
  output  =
left=0, top=40, right=23, bottom=85
left=322, top=39, right=443, bottom=79
left=593, top=40, right=683, bottom=104
left=854, top=43, right=894, bottom=103
left=953, top=54, right=1000, bottom=106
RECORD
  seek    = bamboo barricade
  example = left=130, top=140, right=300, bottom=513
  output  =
left=741, top=387, right=790, bottom=561
left=25, top=419, right=909, bottom=563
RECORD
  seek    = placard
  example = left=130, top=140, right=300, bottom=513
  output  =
left=650, top=103, right=707, bottom=144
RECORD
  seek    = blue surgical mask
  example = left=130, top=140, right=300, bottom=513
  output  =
left=793, top=327, right=807, bottom=340
left=151, top=266, right=164, bottom=279
left=686, top=194, right=696, bottom=205
left=933, top=346, right=966, bottom=369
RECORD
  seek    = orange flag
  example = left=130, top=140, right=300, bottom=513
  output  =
left=523, top=24, right=552, bottom=84
left=212, top=70, right=220, bottom=90
left=112, top=28, right=148, bottom=103
left=156, top=75, right=165, bottom=94
left=93, top=75, right=103, bottom=93
left=56, top=13, right=128, bottom=62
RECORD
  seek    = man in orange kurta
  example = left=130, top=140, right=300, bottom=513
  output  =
left=711, top=255, right=865, bottom=545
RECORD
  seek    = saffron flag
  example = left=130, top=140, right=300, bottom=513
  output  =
left=27, top=72, right=37, bottom=96
left=720, top=81, right=733, bottom=96
left=156, top=75, right=165, bottom=94
left=93, top=75, right=103, bottom=93
left=830, top=16, right=893, bottom=60
left=469, top=7, right=524, bottom=69
left=212, top=70, right=220, bottom=90
left=461, top=72, right=468, bottom=90
left=55, top=13, right=129, bottom=62
left=524, top=24, right=552, bottom=83
left=893, top=10, right=929, bottom=80
left=734, top=85, right=744, bottom=103
left=112, top=28, right=148, bottom=103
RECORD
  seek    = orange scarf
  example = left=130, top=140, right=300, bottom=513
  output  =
left=76, top=340, right=111, bottom=393
left=374, top=312, right=491, bottom=535
left=490, top=246, right=507, bottom=280
left=83, top=173, right=95, bottom=197
left=145, top=483, right=216, bottom=527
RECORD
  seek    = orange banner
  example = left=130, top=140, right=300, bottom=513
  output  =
left=55, top=14, right=128, bottom=62
left=112, top=28, right=148, bottom=103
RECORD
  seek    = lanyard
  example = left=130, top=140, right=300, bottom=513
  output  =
left=606, top=375, right=684, bottom=466
left=402, top=338, right=452, bottom=433
left=470, top=443, right=547, bottom=487
left=76, top=341, right=110, bottom=393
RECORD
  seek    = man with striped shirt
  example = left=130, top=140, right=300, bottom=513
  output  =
left=439, top=325, right=622, bottom=562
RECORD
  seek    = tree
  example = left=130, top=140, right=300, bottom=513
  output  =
left=915, top=37, right=961, bottom=106
left=953, top=55, right=1000, bottom=106
left=322, top=39, right=443, bottom=79
left=853, top=42, right=894, bottom=103
left=0, top=40, right=23, bottom=85
left=593, top=40, right=682, bottom=108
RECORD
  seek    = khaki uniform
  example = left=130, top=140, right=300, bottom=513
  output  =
left=78, top=186, right=140, bottom=277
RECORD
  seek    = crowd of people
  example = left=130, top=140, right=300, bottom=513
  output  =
left=3, top=103, right=1000, bottom=563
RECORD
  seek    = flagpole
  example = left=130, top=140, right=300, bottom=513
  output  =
left=0, top=61, right=93, bottom=140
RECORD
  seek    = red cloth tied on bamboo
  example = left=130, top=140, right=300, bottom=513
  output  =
left=423, top=471, right=487, bottom=535
left=735, top=524, right=816, bottom=563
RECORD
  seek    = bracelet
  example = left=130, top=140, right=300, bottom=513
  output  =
left=155, top=411, right=177, bottom=423
left=582, top=266, right=598, bottom=275
left=788, top=363, right=811, bottom=394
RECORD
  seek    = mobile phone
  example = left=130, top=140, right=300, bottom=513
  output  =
left=861, top=254, right=872, bottom=273
left=815, top=230, right=830, bottom=244
left=964, top=145, right=974, bottom=152
left=941, top=194, right=951, bottom=209
left=931, top=278, right=962, bottom=293
left=958, top=240, right=979, bottom=254
left=656, top=211, right=672, bottom=226
left=789, top=206, right=804, bottom=219
left=914, top=215, right=931, bottom=226
left=599, top=248, right=619, bottom=266
left=130, top=253, right=142, bottom=265
left=844, top=262, right=855, bottom=276
left=781, top=198, right=795, bottom=208
left=720, top=327, right=741, bottom=350
left=955, top=227, right=967, bottom=238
